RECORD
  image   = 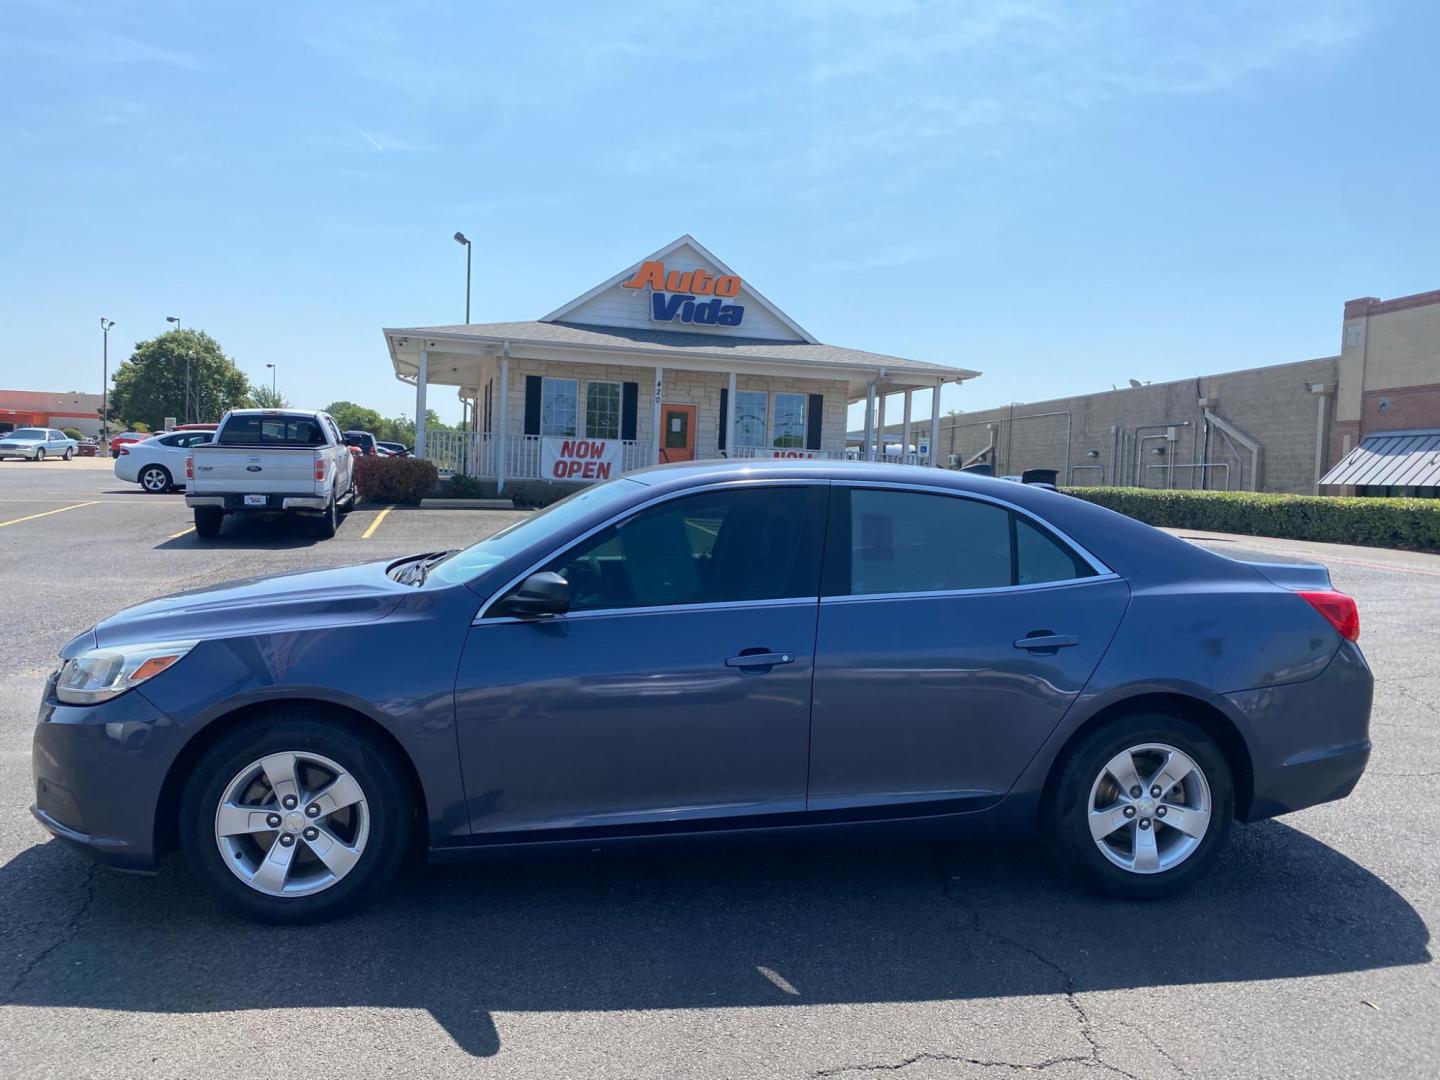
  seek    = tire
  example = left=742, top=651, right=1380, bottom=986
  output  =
left=35, top=449, right=45, bottom=462
left=315, top=494, right=338, bottom=538
left=63, top=448, right=73, bottom=461
left=193, top=507, right=223, bottom=539
left=139, top=465, right=172, bottom=493
left=178, top=711, right=412, bottom=923
left=1046, top=711, right=1234, bottom=900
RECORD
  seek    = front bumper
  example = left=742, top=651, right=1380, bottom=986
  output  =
left=1226, top=639, right=1374, bottom=822
left=30, top=675, right=180, bottom=871
left=0, top=447, right=40, bottom=459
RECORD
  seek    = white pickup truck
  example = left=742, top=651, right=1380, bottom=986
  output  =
left=185, top=409, right=357, bottom=539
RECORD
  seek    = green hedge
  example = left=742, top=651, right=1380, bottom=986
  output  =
left=354, top=455, right=438, bottom=504
left=1063, top=486, right=1440, bottom=552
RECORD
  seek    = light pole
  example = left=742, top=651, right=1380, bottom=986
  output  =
left=265, top=363, right=277, bottom=398
left=166, top=315, right=188, bottom=422
left=100, top=318, right=115, bottom=453
left=454, top=232, right=471, bottom=323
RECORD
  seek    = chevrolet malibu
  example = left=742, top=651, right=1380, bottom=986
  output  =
left=32, top=460, right=1372, bottom=922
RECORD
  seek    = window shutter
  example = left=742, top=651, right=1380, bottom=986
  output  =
left=718, top=388, right=729, bottom=451
left=806, top=393, right=824, bottom=451
left=523, top=376, right=542, bottom=436
left=621, top=382, right=638, bottom=441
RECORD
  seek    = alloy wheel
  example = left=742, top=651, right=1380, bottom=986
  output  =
left=141, top=467, right=168, bottom=492
left=214, top=751, right=370, bottom=897
left=1087, top=742, right=1212, bottom=875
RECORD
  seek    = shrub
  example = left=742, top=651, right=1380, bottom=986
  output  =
left=61, top=427, right=82, bottom=441
left=445, top=473, right=487, bottom=499
left=1064, top=486, right=1440, bottom=552
left=354, top=455, right=438, bottom=504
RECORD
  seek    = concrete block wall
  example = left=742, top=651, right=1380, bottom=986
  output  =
left=927, top=356, right=1338, bottom=494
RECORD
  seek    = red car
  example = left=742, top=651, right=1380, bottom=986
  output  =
left=109, top=432, right=149, bottom=456
left=76, top=441, right=100, bottom=457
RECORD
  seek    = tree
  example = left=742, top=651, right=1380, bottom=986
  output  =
left=250, top=384, right=290, bottom=409
left=109, top=329, right=251, bottom=430
left=323, top=400, right=385, bottom=434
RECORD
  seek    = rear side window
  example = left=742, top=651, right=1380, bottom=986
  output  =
left=542, top=485, right=826, bottom=612
left=825, top=488, right=1097, bottom=596
left=217, top=415, right=326, bottom=447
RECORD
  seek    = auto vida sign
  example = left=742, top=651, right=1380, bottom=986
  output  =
left=542, top=437, right=623, bottom=481
left=621, top=260, right=745, bottom=327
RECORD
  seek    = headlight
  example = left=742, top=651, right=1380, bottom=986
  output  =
left=55, top=640, right=199, bottom=705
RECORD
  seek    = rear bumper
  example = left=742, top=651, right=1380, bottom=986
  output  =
left=1226, top=640, right=1374, bottom=822
left=187, top=493, right=327, bottom=512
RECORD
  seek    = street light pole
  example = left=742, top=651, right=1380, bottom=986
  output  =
left=100, top=318, right=115, bottom=454
left=266, top=363, right=276, bottom=397
left=166, top=315, right=186, bottom=422
left=454, top=232, right=472, bottom=323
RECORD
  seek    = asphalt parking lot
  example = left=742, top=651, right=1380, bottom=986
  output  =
left=0, top=458, right=1436, bottom=1079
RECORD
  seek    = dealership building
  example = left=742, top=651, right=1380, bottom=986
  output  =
left=384, top=235, right=977, bottom=490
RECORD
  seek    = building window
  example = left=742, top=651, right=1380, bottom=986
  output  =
left=734, top=390, right=768, bottom=448
left=585, top=381, right=621, bottom=440
left=541, top=378, right=578, bottom=437
left=772, top=393, right=807, bottom=449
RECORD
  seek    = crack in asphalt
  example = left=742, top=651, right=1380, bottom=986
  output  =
left=1, top=860, right=98, bottom=1003
left=812, top=850, right=1146, bottom=1079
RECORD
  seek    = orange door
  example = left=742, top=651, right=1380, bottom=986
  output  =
left=659, top=403, right=697, bottom=463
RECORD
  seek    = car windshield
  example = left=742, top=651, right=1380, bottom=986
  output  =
left=427, top=478, right=643, bottom=585
left=7, top=429, right=46, bottom=439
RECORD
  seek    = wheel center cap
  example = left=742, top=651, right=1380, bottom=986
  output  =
left=286, top=812, right=304, bottom=831
left=1136, top=797, right=1155, bottom=816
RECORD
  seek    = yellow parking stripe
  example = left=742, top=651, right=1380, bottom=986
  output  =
left=0, top=501, right=99, bottom=529
left=169, top=525, right=196, bottom=539
left=361, top=505, right=393, bottom=539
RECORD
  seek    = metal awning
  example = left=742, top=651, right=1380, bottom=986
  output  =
left=1319, top=428, right=1440, bottom=489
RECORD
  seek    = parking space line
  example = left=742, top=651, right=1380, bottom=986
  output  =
left=361, top=505, right=394, bottom=539
left=0, top=501, right=100, bottom=529
left=169, top=525, right=196, bottom=539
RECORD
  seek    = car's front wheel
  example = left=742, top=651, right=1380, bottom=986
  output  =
left=1047, top=712, right=1233, bottom=899
left=179, top=712, right=412, bottom=923
left=35, top=448, right=45, bottom=462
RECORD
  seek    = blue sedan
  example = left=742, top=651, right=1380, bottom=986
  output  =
left=32, top=460, right=1371, bottom=922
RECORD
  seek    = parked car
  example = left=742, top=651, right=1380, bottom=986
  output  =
left=31, top=460, right=1371, bottom=923
left=109, top=432, right=149, bottom=457
left=342, top=431, right=379, bottom=457
left=76, top=440, right=100, bottom=457
left=0, top=427, right=77, bottom=461
left=184, top=409, right=356, bottom=538
left=114, top=430, right=214, bottom=493
left=376, top=441, right=411, bottom=457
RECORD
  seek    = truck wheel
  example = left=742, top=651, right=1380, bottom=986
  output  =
left=315, top=495, right=338, bottom=539
left=194, top=508, right=223, bottom=539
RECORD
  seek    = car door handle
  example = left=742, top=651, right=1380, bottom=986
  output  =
left=1013, top=633, right=1079, bottom=651
left=725, top=651, right=796, bottom=670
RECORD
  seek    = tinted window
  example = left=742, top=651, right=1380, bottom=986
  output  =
left=543, top=486, right=824, bottom=612
left=158, top=434, right=186, bottom=447
left=827, top=488, right=1095, bottom=596
left=218, top=414, right=326, bottom=446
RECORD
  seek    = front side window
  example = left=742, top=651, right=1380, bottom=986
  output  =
left=827, top=488, right=1096, bottom=596
left=542, top=485, right=825, bottom=612
left=585, top=381, right=621, bottom=440
left=541, top=378, right=578, bottom=437
left=772, top=393, right=807, bottom=448
left=733, top=390, right=767, bottom=448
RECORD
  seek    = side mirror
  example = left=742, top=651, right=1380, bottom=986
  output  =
left=494, top=571, right=569, bottom=618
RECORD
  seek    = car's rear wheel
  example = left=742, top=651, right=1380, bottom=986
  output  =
left=1047, top=712, right=1233, bottom=899
left=140, top=464, right=171, bottom=493
left=63, top=448, right=73, bottom=460
left=315, top=494, right=338, bottom=538
left=179, top=712, right=412, bottom=923
left=193, top=507, right=223, bottom=538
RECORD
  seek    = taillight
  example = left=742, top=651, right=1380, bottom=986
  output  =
left=185, top=456, right=193, bottom=479
left=118, top=447, right=129, bottom=456
left=1298, top=590, right=1360, bottom=642
left=315, top=460, right=326, bottom=481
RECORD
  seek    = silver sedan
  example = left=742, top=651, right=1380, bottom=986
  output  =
left=0, top=427, right=78, bottom=461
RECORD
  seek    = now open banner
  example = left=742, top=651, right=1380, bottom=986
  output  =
left=542, top=437, right=623, bottom=481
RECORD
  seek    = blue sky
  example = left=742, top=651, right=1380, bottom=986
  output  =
left=2, top=0, right=1437, bottom=426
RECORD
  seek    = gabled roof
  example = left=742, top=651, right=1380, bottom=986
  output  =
left=540, top=234, right=818, bottom=344
left=1320, top=428, right=1440, bottom=489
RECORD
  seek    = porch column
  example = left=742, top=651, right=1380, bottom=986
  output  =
left=862, top=381, right=876, bottom=461
left=928, top=380, right=942, bottom=466
left=726, top=371, right=737, bottom=457
left=901, top=390, right=913, bottom=458
left=876, top=386, right=887, bottom=460
left=496, top=345, right=510, bottom=493
left=414, top=349, right=429, bottom=459
left=652, top=367, right=663, bottom=465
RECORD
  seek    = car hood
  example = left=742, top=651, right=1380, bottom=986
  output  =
left=92, top=561, right=409, bottom=647
left=0, top=438, right=42, bottom=446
